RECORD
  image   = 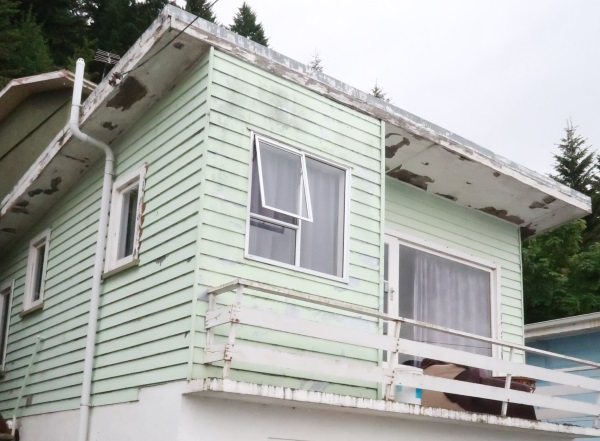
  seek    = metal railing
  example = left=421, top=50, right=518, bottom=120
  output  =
left=203, top=279, right=600, bottom=429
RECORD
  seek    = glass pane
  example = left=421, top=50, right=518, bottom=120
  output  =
left=33, top=244, right=45, bottom=301
left=249, top=218, right=296, bottom=265
left=300, top=158, right=345, bottom=276
left=250, top=155, right=297, bottom=225
left=257, top=140, right=308, bottom=218
left=118, top=187, right=139, bottom=259
left=0, top=291, right=9, bottom=362
left=398, top=245, right=492, bottom=356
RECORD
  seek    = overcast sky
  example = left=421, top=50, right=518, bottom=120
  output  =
left=197, top=0, right=599, bottom=177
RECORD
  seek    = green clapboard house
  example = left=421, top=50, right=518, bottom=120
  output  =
left=0, top=5, right=598, bottom=441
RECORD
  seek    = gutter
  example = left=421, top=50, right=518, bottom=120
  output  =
left=525, top=312, right=600, bottom=340
left=70, top=59, right=114, bottom=441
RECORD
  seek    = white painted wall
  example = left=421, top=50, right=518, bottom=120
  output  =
left=15, top=381, right=572, bottom=441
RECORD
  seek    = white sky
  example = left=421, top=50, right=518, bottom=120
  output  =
left=188, top=0, right=600, bottom=176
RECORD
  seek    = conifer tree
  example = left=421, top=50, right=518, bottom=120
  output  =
left=186, top=0, right=216, bottom=22
left=0, top=0, right=19, bottom=87
left=308, top=51, right=323, bottom=72
left=230, top=2, right=268, bottom=46
left=551, top=120, right=596, bottom=196
left=371, top=81, right=390, bottom=102
left=18, top=0, right=88, bottom=69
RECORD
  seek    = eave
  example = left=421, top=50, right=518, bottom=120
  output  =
left=0, top=5, right=591, bottom=252
left=525, top=312, right=600, bottom=341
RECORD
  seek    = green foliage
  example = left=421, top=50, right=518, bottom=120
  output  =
left=17, top=0, right=88, bottom=69
left=308, top=51, right=323, bottom=73
left=551, top=120, right=595, bottom=195
left=523, top=122, right=600, bottom=324
left=371, top=81, right=390, bottom=102
left=230, top=2, right=268, bottom=46
left=0, top=0, right=20, bottom=87
left=14, top=10, right=54, bottom=75
left=186, top=0, right=216, bottom=22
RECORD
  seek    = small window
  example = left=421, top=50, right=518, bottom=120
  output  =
left=105, top=165, right=146, bottom=273
left=247, top=134, right=348, bottom=278
left=0, top=282, right=12, bottom=368
left=23, top=229, right=51, bottom=311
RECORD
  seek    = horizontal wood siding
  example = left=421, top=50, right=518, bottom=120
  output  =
left=385, top=177, right=524, bottom=348
left=0, top=57, right=210, bottom=416
left=193, top=50, right=383, bottom=396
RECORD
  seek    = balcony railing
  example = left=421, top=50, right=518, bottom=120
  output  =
left=203, top=279, right=600, bottom=432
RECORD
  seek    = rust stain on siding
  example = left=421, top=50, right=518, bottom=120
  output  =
left=479, top=207, right=524, bottom=225
left=106, top=76, right=148, bottom=111
left=385, top=137, right=410, bottom=158
left=388, top=166, right=434, bottom=191
left=28, top=177, right=62, bottom=197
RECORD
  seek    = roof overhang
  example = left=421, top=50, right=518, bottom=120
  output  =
left=525, top=312, right=600, bottom=341
left=0, top=5, right=591, bottom=252
left=0, top=70, right=95, bottom=123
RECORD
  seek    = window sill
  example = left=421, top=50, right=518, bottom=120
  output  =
left=245, top=253, right=348, bottom=284
left=20, top=302, right=44, bottom=317
left=102, top=258, right=140, bottom=279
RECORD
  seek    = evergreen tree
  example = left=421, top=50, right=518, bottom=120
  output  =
left=371, top=81, right=390, bottom=102
left=229, top=2, right=268, bottom=46
left=17, top=0, right=88, bottom=69
left=551, top=120, right=596, bottom=195
left=0, top=0, right=20, bottom=87
left=308, top=51, right=323, bottom=73
left=186, top=0, right=216, bottom=22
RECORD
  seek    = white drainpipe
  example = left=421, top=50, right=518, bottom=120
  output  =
left=70, top=58, right=114, bottom=441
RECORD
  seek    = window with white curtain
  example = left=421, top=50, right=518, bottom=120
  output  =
left=385, top=234, right=496, bottom=359
left=247, top=134, right=348, bottom=278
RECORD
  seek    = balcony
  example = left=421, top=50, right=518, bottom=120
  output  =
left=191, top=279, right=600, bottom=438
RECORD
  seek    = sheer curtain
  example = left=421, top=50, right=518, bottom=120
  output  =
left=398, top=245, right=492, bottom=356
left=300, top=158, right=345, bottom=276
left=248, top=148, right=298, bottom=265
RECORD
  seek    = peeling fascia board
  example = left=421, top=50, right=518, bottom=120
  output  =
left=165, top=5, right=590, bottom=213
left=0, top=70, right=95, bottom=122
left=0, top=9, right=172, bottom=216
left=525, top=312, right=600, bottom=340
left=188, top=378, right=600, bottom=438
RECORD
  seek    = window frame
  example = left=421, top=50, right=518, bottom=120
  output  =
left=0, top=280, right=13, bottom=369
left=104, top=164, right=147, bottom=274
left=23, top=229, right=51, bottom=313
left=384, top=229, right=502, bottom=359
left=255, top=134, right=313, bottom=222
left=245, top=133, right=351, bottom=282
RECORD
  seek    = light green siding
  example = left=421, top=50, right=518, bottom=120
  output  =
left=385, top=177, right=524, bottom=346
left=0, top=56, right=211, bottom=416
left=191, top=50, right=383, bottom=396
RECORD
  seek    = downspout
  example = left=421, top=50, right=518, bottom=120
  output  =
left=70, top=58, right=114, bottom=441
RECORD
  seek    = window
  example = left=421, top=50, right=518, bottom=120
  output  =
left=105, top=165, right=146, bottom=273
left=0, top=281, right=12, bottom=368
left=23, top=229, right=51, bottom=311
left=385, top=233, right=498, bottom=359
left=246, top=134, right=349, bottom=278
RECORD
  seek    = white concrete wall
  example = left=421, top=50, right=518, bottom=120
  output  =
left=15, top=381, right=569, bottom=441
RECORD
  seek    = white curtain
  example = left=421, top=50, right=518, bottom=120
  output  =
left=399, top=245, right=492, bottom=356
left=300, top=158, right=345, bottom=276
left=248, top=150, right=298, bottom=265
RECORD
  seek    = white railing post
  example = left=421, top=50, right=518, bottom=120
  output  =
left=384, top=320, right=402, bottom=401
left=222, top=285, right=244, bottom=379
left=501, top=347, right=516, bottom=417
left=593, top=393, right=600, bottom=429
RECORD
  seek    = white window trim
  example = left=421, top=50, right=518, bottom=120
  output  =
left=255, top=134, right=313, bottom=222
left=0, top=280, right=14, bottom=369
left=104, top=164, right=147, bottom=274
left=384, top=228, right=502, bottom=359
left=245, top=132, right=351, bottom=282
left=23, top=229, right=51, bottom=312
